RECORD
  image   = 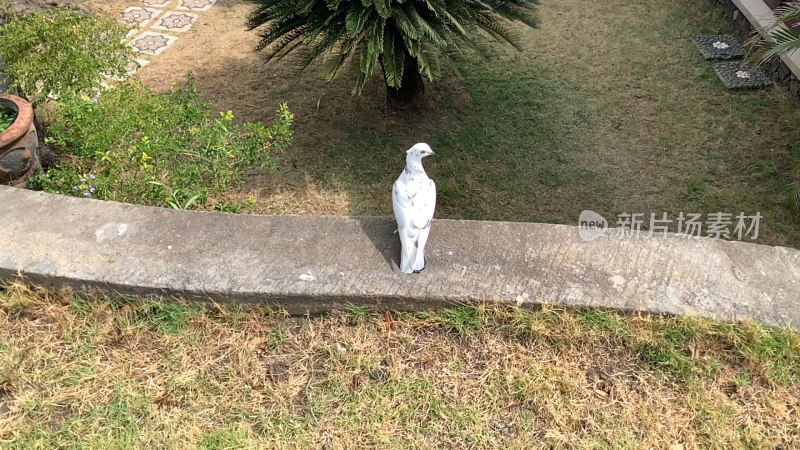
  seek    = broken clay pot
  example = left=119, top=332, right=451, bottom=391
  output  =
left=0, top=94, right=39, bottom=185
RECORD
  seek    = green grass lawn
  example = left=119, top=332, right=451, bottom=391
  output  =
left=1, top=283, right=799, bottom=448
left=171, top=0, right=800, bottom=247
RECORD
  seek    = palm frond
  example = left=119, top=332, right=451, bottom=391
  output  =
left=247, top=0, right=540, bottom=95
left=749, top=2, right=800, bottom=66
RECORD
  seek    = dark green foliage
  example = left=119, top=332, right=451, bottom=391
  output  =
left=0, top=107, right=15, bottom=132
left=246, top=0, right=539, bottom=101
left=133, top=301, right=200, bottom=335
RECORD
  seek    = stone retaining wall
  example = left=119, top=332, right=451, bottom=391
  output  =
left=1, top=186, right=798, bottom=328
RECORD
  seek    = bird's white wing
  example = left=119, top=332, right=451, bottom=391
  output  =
left=392, top=178, right=413, bottom=230
left=393, top=178, right=416, bottom=272
left=393, top=178, right=435, bottom=229
left=411, top=179, right=436, bottom=229
left=394, top=176, right=436, bottom=273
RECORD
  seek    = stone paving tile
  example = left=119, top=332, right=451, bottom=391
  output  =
left=151, top=11, right=198, bottom=32
left=126, top=58, right=152, bottom=75
left=131, top=31, right=179, bottom=56
left=176, top=0, right=217, bottom=12
left=713, top=61, right=772, bottom=89
left=121, top=6, right=162, bottom=27
left=121, top=0, right=216, bottom=74
left=691, top=34, right=746, bottom=60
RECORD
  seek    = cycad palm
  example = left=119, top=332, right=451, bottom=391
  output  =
left=246, top=0, right=539, bottom=105
left=750, top=2, right=800, bottom=67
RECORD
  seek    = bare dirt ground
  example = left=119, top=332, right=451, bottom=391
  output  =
left=6, top=0, right=84, bottom=15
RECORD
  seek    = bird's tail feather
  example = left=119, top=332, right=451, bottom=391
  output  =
left=399, top=228, right=418, bottom=274
left=412, top=227, right=431, bottom=272
left=400, top=248, right=416, bottom=274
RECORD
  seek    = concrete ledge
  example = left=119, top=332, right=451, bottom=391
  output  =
left=1, top=186, right=799, bottom=328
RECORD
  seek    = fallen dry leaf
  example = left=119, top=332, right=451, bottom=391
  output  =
left=248, top=337, right=264, bottom=349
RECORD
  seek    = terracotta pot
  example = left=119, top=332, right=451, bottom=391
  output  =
left=0, top=94, right=39, bottom=185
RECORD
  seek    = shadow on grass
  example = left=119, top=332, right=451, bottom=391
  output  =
left=185, top=47, right=613, bottom=225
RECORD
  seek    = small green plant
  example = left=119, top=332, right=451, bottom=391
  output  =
left=134, top=301, right=200, bottom=335
left=344, top=304, right=374, bottom=322
left=575, top=308, right=630, bottom=336
left=0, top=8, right=133, bottom=103
left=31, top=74, right=293, bottom=209
left=681, top=178, right=706, bottom=203
left=435, top=305, right=484, bottom=335
left=149, top=182, right=205, bottom=210
left=213, top=197, right=256, bottom=213
left=637, top=343, right=699, bottom=382
left=265, top=325, right=288, bottom=349
left=0, top=107, right=15, bottom=132
left=789, top=148, right=800, bottom=216
left=198, top=427, right=249, bottom=450
left=730, top=371, right=751, bottom=387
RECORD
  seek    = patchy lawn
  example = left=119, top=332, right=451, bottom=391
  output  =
left=1, top=283, right=798, bottom=448
left=125, top=0, right=800, bottom=247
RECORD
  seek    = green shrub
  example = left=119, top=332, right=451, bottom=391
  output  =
left=0, top=107, right=15, bottom=132
left=0, top=8, right=132, bottom=103
left=31, top=74, right=293, bottom=209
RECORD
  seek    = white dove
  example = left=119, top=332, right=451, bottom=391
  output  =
left=392, top=143, right=436, bottom=274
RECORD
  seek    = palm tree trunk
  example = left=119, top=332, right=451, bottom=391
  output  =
left=382, top=52, right=425, bottom=107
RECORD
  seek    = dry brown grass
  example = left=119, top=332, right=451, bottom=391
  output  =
left=1, top=283, right=799, bottom=448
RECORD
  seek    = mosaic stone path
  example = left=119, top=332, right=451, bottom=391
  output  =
left=691, top=34, right=772, bottom=90
left=713, top=61, right=773, bottom=89
left=122, top=0, right=217, bottom=74
left=691, top=34, right=746, bottom=60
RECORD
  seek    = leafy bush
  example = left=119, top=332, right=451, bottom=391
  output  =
left=0, top=8, right=132, bottom=103
left=0, top=107, right=15, bottom=132
left=31, top=74, right=293, bottom=209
